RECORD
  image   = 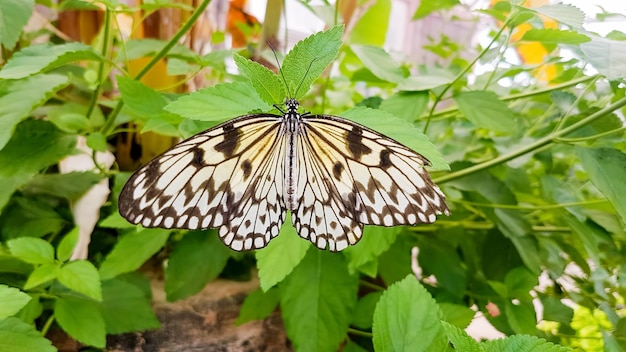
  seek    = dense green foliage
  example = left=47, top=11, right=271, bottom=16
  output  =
left=1, top=0, right=626, bottom=351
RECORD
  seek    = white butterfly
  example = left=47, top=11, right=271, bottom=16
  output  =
left=118, top=98, right=449, bottom=251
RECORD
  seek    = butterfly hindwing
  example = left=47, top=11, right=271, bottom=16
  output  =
left=291, top=114, right=449, bottom=251
left=118, top=114, right=287, bottom=251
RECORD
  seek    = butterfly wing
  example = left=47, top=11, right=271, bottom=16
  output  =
left=291, top=114, right=449, bottom=251
left=118, top=114, right=287, bottom=251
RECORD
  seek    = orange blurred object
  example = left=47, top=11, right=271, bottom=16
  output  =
left=227, top=0, right=261, bottom=48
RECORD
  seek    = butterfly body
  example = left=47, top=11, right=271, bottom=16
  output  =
left=119, top=99, right=449, bottom=252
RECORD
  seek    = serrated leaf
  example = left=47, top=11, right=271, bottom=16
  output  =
left=256, top=213, right=310, bottom=291
left=481, top=334, right=571, bottom=352
left=234, top=53, right=284, bottom=104
left=165, top=231, right=230, bottom=301
left=580, top=37, right=626, bottom=80
left=118, top=75, right=167, bottom=116
left=533, top=4, right=585, bottom=29
left=0, top=0, right=35, bottom=49
left=341, top=107, right=449, bottom=170
left=0, top=42, right=100, bottom=79
left=0, top=74, right=70, bottom=150
left=282, top=25, right=343, bottom=99
left=236, top=287, right=280, bottom=325
left=57, top=228, right=79, bottom=263
left=23, top=263, right=59, bottom=290
left=351, top=45, right=405, bottom=83
left=99, top=228, right=170, bottom=280
left=58, top=260, right=102, bottom=301
left=413, top=0, right=459, bottom=19
left=0, top=285, right=32, bottom=318
left=55, top=297, right=106, bottom=348
left=280, top=250, right=358, bottom=352
left=454, top=91, right=517, bottom=134
left=577, top=147, right=626, bottom=224
left=165, top=81, right=271, bottom=121
left=0, top=317, right=56, bottom=352
left=441, top=321, right=484, bottom=352
left=380, top=91, right=429, bottom=122
left=520, top=28, right=590, bottom=44
left=100, top=279, right=160, bottom=334
left=22, top=172, right=102, bottom=200
left=7, top=237, right=55, bottom=264
left=373, top=275, right=447, bottom=352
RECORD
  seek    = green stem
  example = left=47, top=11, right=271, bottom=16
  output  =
left=41, top=315, right=54, bottom=336
left=100, top=0, right=212, bottom=137
left=455, top=198, right=607, bottom=210
left=86, top=9, right=111, bottom=121
left=424, top=16, right=514, bottom=133
left=435, top=96, right=626, bottom=184
left=348, top=328, right=373, bottom=338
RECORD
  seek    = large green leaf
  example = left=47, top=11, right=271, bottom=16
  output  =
left=0, top=317, right=56, bottom=352
left=100, top=278, right=160, bottom=334
left=165, top=231, right=231, bottom=301
left=348, top=0, right=390, bottom=45
left=58, top=260, right=102, bottom=301
left=441, top=321, right=484, bottom=352
left=373, top=275, right=447, bottom=352
left=454, top=91, right=517, bottom=134
left=99, top=228, right=170, bottom=280
left=0, top=0, right=35, bottom=49
left=55, top=297, right=106, bottom=348
left=234, top=53, right=284, bottom=104
left=280, top=250, right=358, bottom=352
left=481, top=334, right=571, bottom=352
left=351, top=45, right=405, bottom=83
left=6, top=237, right=55, bottom=265
left=0, top=285, right=31, bottom=319
left=0, top=74, right=70, bottom=150
left=577, top=147, right=626, bottom=224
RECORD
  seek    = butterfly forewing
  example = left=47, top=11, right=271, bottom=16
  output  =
left=118, top=114, right=287, bottom=251
left=290, top=114, right=449, bottom=251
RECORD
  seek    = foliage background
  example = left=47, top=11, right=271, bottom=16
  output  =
left=1, top=0, right=626, bottom=351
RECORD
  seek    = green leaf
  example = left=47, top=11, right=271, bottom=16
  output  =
left=0, top=197, right=66, bottom=239
left=7, top=237, right=55, bottom=264
left=0, top=74, right=70, bottom=150
left=378, top=234, right=414, bottom=286
left=55, top=297, right=106, bottom=348
left=454, top=91, right=517, bottom=134
left=344, top=226, right=400, bottom=275
left=577, top=147, right=626, bottom=224
left=47, top=112, right=91, bottom=133
left=85, top=132, right=107, bottom=152
left=520, top=29, right=590, bottom=45
left=99, top=212, right=136, bottom=229
left=22, top=172, right=102, bottom=200
left=58, top=260, right=102, bottom=301
left=100, top=278, right=160, bottom=334
left=165, top=81, right=272, bottom=121
left=255, top=213, right=310, bottom=291
left=413, top=0, right=459, bottom=19
left=441, top=321, right=484, bottom=352
left=165, top=231, right=231, bottom=301
left=0, top=285, right=32, bottom=318
left=280, top=250, right=358, bottom=352
left=580, top=37, right=626, bottom=80
left=99, top=228, right=170, bottom=280
left=23, top=263, right=59, bottom=290
left=117, top=38, right=198, bottom=62
left=282, top=25, right=343, bottom=99
left=481, top=334, right=571, bottom=352
left=380, top=91, right=429, bottom=122
left=348, top=0, right=390, bottom=45
left=234, top=53, right=284, bottom=104
left=351, top=45, right=405, bottom=83
left=0, top=317, right=56, bottom=352
left=341, top=107, right=449, bottom=170
left=439, top=303, right=476, bottom=329
left=418, top=240, right=467, bottom=297
left=57, top=228, right=79, bottom=262
left=0, top=42, right=100, bottom=79
left=0, top=0, right=35, bottom=49
left=351, top=291, right=383, bottom=329
left=397, top=74, right=454, bottom=91
left=236, top=287, right=280, bottom=325
left=504, top=300, right=536, bottom=335
left=373, top=275, right=447, bottom=352
left=533, top=4, right=585, bottom=29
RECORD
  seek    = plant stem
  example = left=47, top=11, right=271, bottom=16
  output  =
left=100, top=0, right=212, bottom=137
left=41, top=315, right=54, bottom=336
left=435, top=96, right=626, bottom=184
left=348, top=328, right=373, bottom=338
left=86, top=8, right=111, bottom=121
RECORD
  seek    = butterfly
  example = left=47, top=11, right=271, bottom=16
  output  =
left=118, top=98, right=450, bottom=251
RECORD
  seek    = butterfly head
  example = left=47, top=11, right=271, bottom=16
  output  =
left=285, top=98, right=300, bottom=113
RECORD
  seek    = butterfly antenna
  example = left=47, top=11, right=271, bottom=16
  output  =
left=293, top=58, right=318, bottom=99
left=267, top=41, right=292, bottom=99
